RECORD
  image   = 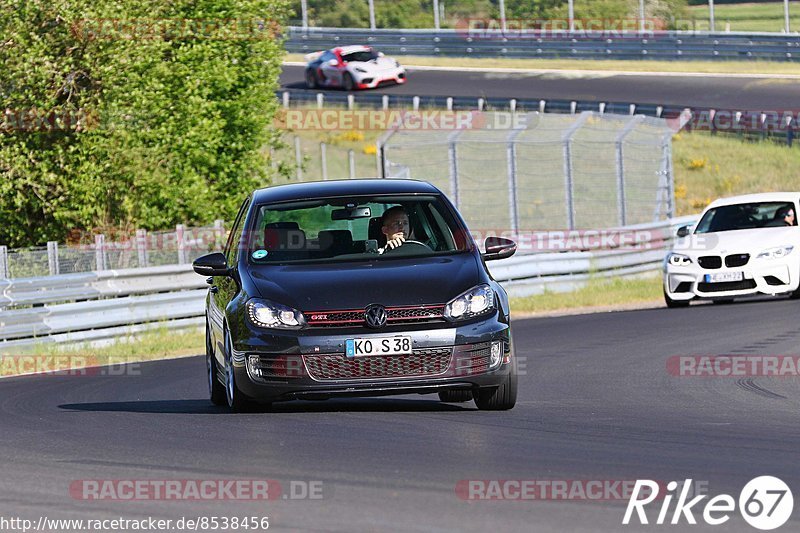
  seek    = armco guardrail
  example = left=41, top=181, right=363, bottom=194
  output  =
left=0, top=218, right=695, bottom=349
left=488, top=216, right=696, bottom=297
left=0, top=265, right=207, bottom=349
left=285, top=27, right=800, bottom=62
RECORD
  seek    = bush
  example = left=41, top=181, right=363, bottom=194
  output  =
left=0, top=0, right=290, bottom=247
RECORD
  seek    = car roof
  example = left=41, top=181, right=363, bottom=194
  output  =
left=706, top=192, right=800, bottom=209
left=252, top=179, right=442, bottom=204
left=334, top=45, right=372, bottom=55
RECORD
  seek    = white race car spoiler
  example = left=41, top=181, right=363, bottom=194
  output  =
left=304, top=50, right=324, bottom=62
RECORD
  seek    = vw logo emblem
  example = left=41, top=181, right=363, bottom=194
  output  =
left=364, top=304, right=387, bottom=329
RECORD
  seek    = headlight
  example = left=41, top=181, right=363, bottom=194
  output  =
left=444, top=285, right=495, bottom=321
left=354, top=67, right=367, bottom=73
left=757, top=245, right=794, bottom=260
left=246, top=299, right=305, bottom=330
left=668, top=253, right=692, bottom=267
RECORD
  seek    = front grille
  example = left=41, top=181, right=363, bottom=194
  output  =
left=304, top=305, right=446, bottom=328
left=453, top=342, right=493, bottom=376
left=725, top=254, right=750, bottom=267
left=303, top=348, right=452, bottom=381
left=697, top=279, right=757, bottom=293
left=698, top=256, right=722, bottom=269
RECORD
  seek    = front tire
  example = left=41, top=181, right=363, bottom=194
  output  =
left=474, top=362, right=517, bottom=411
left=664, top=289, right=690, bottom=308
left=224, top=329, right=253, bottom=413
left=790, top=285, right=800, bottom=299
left=207, top=325, right=226, bottom=406
left=343, top=72, right=355, bottom=92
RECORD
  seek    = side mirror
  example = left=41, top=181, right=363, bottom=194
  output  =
left=482, top=237, right=517, bottom=261
left=193, top=252, right=229, bottom=277
left=328, top=59, right=339, bottom=67
left=676, top=225, right=691, bottom=238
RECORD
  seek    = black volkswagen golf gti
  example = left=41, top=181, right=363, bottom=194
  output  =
left=193, top=179, right=518, bottom=412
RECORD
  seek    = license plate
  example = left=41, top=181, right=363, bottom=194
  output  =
left=704, top=272, right=744, bottom=283
left=345, top=336, right=412, bottom=357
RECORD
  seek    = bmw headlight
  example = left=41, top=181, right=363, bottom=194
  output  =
left=444, top=285, right=495, bottom=321
left=757, top=245, right=794, bottom=260
left=668, top=253, right=692, bottom=267
left=247, top=299, right=305, bottom=330
left=354, top=67, right=367, bottom=73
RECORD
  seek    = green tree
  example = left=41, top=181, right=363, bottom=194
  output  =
left=0, top=0, right=289, bottom=247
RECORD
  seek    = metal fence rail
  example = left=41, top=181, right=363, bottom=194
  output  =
left=278, top=89, right=797, bottom=147
left=0, top=218, right=694, bottom=349
left=0, top=222, right=226, bottom=280
left=286, top=27, right=800, bottom=62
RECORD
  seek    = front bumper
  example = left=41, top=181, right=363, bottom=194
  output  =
left=229, top=315, right=512, bottom=402
left=354, top=67, right=406, bottom=89
left=664, top=259, right=799, bottom=300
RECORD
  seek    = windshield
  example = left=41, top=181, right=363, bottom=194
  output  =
left=246, top=194, right=470, bottom=264
left=695, top=201, right=798, bottom=233
left=343, top=50, right=379, bottom=63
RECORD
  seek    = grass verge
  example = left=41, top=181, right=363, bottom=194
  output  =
left=510, top=275, right=663, bottom=315
left=672, top=131, right=800, bottom=216
left=284, top=53, right=800, bottom=76
left=687, top=2, right=800, bottom=33
left=1, top=326, right=204, bottom=378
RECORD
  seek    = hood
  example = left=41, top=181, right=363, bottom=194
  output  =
left=349, top=56, right=397, bottom=72
left=673, top=226, right=799, bottom=256
left=247, top=253, right=484, bottom=311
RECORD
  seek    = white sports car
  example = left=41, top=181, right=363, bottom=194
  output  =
left=664, top=192, right=800, bottom=307
left=304, top=45, right=406, bottom=91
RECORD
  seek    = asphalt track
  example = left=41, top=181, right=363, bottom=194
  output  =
left=280, top=64, right=800, bottom=110
left=2, top=298, right=800, bottom=531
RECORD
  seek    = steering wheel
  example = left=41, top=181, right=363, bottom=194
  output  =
left=383, top=240, right=433, bottom=254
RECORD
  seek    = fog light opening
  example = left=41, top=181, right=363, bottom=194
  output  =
left=490, top=341, right=503, bottom=368
left=247, top=354, right=261, bottom=377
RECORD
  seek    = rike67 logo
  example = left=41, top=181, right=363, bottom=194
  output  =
left=623, top=477, right=793, bottom=530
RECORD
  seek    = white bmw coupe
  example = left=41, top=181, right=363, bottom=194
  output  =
left=664, top=192, right=800, bottom=307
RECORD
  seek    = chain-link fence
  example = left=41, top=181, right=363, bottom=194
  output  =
left=0, top=223, right=226, bottom=279
left=379, top=111, right=674, bottom=232
left=269, top=133, right=378, bottom=185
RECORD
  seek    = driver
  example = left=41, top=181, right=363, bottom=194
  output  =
left=775, top=205, right=796, bottom=226
left=379, top=206, right=411, bottom=253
